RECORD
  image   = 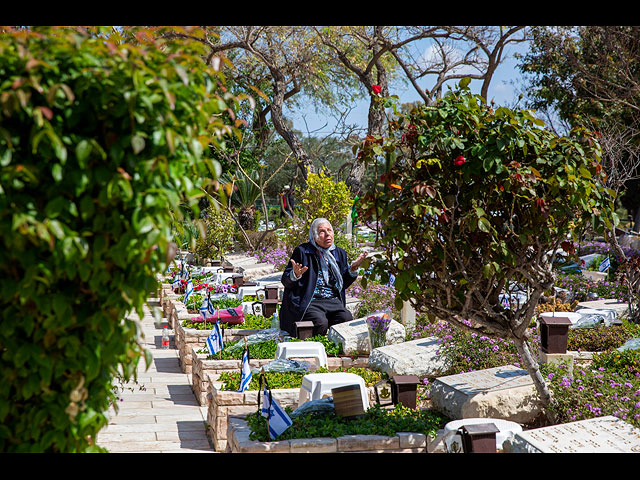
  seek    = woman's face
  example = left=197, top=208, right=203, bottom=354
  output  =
left=315, top=222, right=333, bottom=248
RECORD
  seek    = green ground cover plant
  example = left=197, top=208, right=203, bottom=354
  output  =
left=245, top=403, right=448, bottom=443
left=198, top=334, right=342, bottom=360
left=567, top=320, right=640, bottom=352
left=541, top=362, right=640, bottom=428
left=218, top=366, right=381, bottom=391
left=183, top=312, right=270, bottom=330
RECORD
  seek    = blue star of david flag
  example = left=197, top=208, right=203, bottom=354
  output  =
left=183, top=279, right=194, bottom=305
left=599, top=256, right=611, bottom=272
left=238, top=349, right=252, bottom=392
left=199, top=296, right=210, bottom=321
left=261, top=389, right=292, bottom=439
left=206, top=322, right=224, bottom=355
left=172, top=276, right=180, bottom=291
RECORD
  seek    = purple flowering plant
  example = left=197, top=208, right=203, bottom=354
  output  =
left=250, top=245, right=290, bottom=271
left=541, top=362, right=640, bottom=428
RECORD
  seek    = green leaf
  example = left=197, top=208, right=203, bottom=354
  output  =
left=477, top=217, right=491, bottom=233
left=131, top=135, right=145, bottom=154
left=75, top=139, right=92, bottom=167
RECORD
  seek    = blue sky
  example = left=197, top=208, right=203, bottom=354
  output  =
left=286, top=40, right=528, bottom=137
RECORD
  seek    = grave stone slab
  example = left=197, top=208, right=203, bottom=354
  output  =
left=238, top=263, right=276, bottom=281
left=576, top=299, right=629, bottom=319
left=328, top=317, right=405, bottom=354
left=367, top=337, right=450, bottom=378
left=503, top=416, right=640, bottom=453
left=430, top=365, right=543, bottom=424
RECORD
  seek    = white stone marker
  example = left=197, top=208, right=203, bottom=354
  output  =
left=503, top=416, right=640, bottom=453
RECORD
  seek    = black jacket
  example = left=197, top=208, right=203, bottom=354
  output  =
left=279, top=242, right=357, bottom=336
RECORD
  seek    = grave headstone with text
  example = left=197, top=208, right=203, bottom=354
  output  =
left=502, top=416, right=640, bottom=453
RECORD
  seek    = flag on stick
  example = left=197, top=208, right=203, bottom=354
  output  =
left=206, top=321, right=224, bottom=355
left=599, top=256, right=611, bottom=272
left=183, top=279, right=194, bottom=305
left=199, top=296, right=210, bottom=321
left=259, top=369, right=292, bottom=439
left=261, top=389, right=292, bottom=439
left=238, top=340, right=252, bottom=392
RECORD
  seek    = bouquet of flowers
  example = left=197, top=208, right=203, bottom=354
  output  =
left=366, top=311, right=391, bottom=349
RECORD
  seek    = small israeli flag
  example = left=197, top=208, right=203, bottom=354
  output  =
left=183, top=279, right=194, bottom=305
left=171, top=276, right=180, bottom=290
left=599, top=256, right=611, bottom=272
left=238, top=349, right=252, bottom=392
left=199, top=296, right=210, bottom=321
left=206, top=322, right=224, bottom=355
left=261, top=389, right=292, bottom=440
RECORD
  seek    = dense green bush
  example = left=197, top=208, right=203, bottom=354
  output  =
left=194, top=202, right=236, bottom=262
left=0, top=26, right=238, bottom=452
left=282, top=168, right=353, bottom=253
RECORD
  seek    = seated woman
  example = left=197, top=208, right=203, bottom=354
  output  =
left=280, top=218, right=367, bottom=337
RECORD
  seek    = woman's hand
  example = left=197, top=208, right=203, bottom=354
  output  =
left=350, top=252, right=368, bottom=272
left=290, top=259, right=308, bottom=278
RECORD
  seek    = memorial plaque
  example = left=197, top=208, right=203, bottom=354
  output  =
left=505, top=416, right=640, bottom=453
left=437, top=365, right=534, bottom=395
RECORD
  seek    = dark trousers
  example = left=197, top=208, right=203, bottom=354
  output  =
left=302, top=297, right=353, bottom=336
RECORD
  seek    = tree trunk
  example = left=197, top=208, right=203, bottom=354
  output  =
left=514, top=337, right=556, bottom=425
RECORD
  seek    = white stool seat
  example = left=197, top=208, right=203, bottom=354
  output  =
left=276, top=342, right=328, bottom=368
left=298, top=372, right=369, bottom=410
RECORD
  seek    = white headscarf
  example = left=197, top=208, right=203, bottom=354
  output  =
left=308, top=218, right=342, bottom=292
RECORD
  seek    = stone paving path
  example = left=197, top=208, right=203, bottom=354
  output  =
left=96, top=298, right=216, bottom=453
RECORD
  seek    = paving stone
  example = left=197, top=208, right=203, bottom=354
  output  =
left=96, top=300, right=216, bottom=453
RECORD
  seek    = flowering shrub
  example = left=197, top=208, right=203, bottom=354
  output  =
left=578, top=240, right=640, bottom=259
left=347, top=280, right=396, bottom=319
left=250, top=245, right=290, bottom=271
left=555, top=273, right=631, bottom=302
left=541, top=362, right=640, bottom=428
left=412, top=318, right=526, bottom=374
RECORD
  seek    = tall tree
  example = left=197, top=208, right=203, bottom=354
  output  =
left=315, top=26, right=530, bottom=196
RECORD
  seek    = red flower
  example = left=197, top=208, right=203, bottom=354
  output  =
left=372, top=84, right=382, bottom=95
left=454, top=155, right=466, bottom=166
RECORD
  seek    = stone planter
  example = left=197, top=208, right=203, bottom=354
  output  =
left=174, top=318, right=266, bottom=374
left=206, top=378, right=300, bottom=452
left=190, top=346, right=369, bottom=405
left=225, top=416, right=434, bottom=453
left=207, top=373, right=379, bottom=452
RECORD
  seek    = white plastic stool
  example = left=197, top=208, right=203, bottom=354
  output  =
left=275, top=342, right=328, bottom=368
left=298, top=372, right=369, bottom=409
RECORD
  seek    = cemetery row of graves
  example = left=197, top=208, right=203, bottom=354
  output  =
left=154, top=233, right=640, bottom=453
